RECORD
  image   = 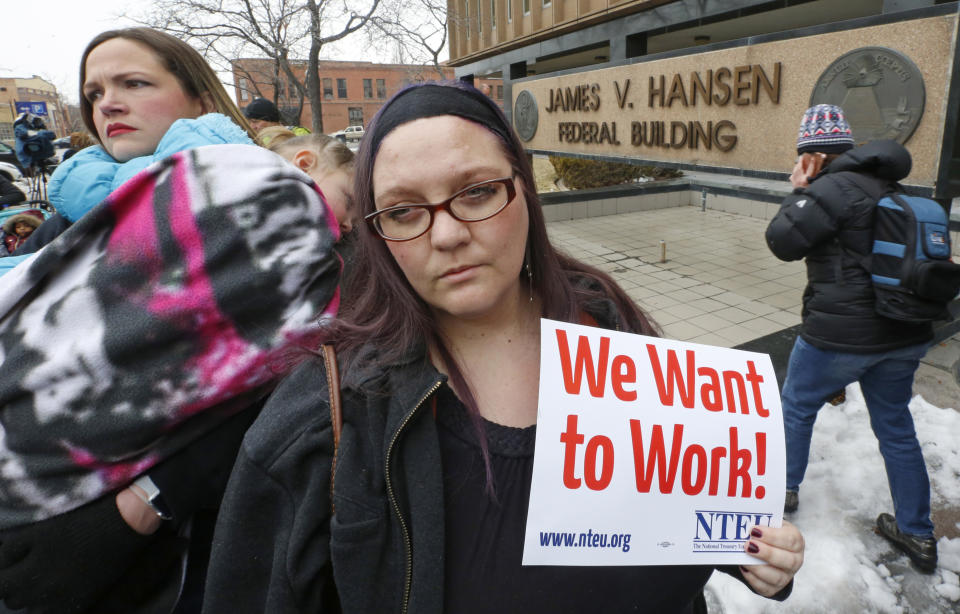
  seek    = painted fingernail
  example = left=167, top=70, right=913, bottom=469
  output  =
left=750, top=527, right=763, bottom=538
left=739, top=565, right=749, bottom=574
left=747, top=542, right=760, bottom=554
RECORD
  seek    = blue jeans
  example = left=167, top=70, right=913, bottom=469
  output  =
left=782, top=337, right=933, bottom=537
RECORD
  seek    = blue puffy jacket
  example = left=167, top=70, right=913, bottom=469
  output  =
left=0, top=113, right=252, bottom=276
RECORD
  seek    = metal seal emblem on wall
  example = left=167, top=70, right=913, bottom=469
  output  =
left=811, top=46, right=925, bottom=145
left=514, top=90, right=538, bottom=142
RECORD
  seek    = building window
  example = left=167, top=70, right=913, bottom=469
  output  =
left=323, top=78, right=334, bottom=100
left=523, top=0, right=529, bottom=15
left=348, top=107, right=363, bottom=126
left=363, top=79, right=373, bottom=99
left=478, top=0, right=482, bottom=35
left=337, top=78, right=347, bottom=98
left=507, top=0, right=511, bottom=22
left=288, top=81, right=297, bottom=99
left=465, top=0, right=470, bottom=38
left=239, top=78, right=250, bottom=101
left=543, top=0, right=550, bottom=6
left=496, top=85, right=503, bottom=99
left=490, top=0, right=495, bottom=27
left=0, top=123, right=13, bottom=141
left=376, top=79, right=386, bottom=99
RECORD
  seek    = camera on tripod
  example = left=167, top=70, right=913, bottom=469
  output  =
left=14, top=113, right=57, bottom=205
left=14, top=113, right=56, bottom=174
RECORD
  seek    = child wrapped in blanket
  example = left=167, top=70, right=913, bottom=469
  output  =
left=0, top=28, right=353, bottom=613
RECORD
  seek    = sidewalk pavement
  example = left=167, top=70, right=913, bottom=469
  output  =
left=548, top=202, right=960, bottom=541
left=546, top=204, right=960, bottom=409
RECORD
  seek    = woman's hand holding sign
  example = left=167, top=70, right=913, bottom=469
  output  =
left=740, top=520, right=805, bottom=597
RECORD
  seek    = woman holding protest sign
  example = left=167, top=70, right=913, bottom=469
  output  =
left=203, top=81, right=805, bottom=613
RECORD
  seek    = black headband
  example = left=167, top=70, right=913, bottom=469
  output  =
left=368, top=84, right=513, bottom=157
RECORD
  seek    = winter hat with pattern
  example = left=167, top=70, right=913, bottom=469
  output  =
left=796, top=104, right=854, bottom=155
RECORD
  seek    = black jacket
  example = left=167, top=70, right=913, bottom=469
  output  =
left=0, top=175, right=25, bottom=208
left=202, top=299, right=791, bottom=613
left=203, top=344, right=445, bottom=614
left=765, top=140, right=932, bottom=353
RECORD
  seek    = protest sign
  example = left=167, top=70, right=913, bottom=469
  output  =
left=522, top=319, right=785, bottom=566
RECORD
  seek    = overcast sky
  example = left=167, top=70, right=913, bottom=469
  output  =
left=1, top=0, right=400, bottom=105
left=1, top=3, right=138, bottom=103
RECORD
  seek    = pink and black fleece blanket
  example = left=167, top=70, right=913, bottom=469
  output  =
left=0, top=144, right=341, bottom=528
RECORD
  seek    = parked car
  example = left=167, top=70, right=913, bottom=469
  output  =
left=0, top=161, right=23, bottom=183
left=0, top=142, right=25, bottom=175
left=331, top=125, right=364, bottom=143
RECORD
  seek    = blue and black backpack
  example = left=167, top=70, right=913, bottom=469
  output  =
left=866, top=191, right=960, bottom=322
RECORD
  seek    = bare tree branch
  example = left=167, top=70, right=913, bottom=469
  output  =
left=132, top=0, right=383, bottom=133
left=370, top=0, right=450, bottom=78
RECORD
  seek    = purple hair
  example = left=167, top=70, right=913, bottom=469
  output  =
left=331, top=81, right=658, bottom=494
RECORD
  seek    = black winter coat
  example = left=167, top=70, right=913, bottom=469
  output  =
left=0, top=175, right=25, bottom=208
left=765, top=140, right=932, bottom=353
left=202, top=300, right=791, bottom=613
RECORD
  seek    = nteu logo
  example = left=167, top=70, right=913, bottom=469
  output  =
left=694, top=510, right=773, bottom=542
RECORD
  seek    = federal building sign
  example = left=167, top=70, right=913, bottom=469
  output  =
left=531, top=62, right=780, bottom=152
left=513, top=13, right=958, bottom=189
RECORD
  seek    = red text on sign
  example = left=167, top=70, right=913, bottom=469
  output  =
left=629, top=422, right=768, bottom=499
left=645, top=345, right=769, bottom=417
left=559, top=414, right=615, bottom=490
left=553, top=330, right=770, bottom=416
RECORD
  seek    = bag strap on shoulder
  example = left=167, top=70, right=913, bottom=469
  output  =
left=834, top=172, right=899, bottom=272
left=320, top=344, right=342, bottom=512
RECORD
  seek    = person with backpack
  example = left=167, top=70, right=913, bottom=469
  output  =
left=765, top=104, right=938, bottom=573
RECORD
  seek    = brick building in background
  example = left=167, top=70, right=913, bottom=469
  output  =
left=232, top=59, right=503, bottom=133
left=0, top=76, right=70, bottom=143
left=0, top=79, right=17, bottom=143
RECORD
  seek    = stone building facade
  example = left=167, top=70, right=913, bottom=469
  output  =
left=232, top=59, right=504, bottom=133
left=448, top=0, right=960, bottom=198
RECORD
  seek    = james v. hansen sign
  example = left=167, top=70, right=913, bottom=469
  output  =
left=520, top=62, right=780, bottom=153
left=513, top=13, right=957, bottom=188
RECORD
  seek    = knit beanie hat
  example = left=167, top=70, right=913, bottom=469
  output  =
left=796, top=104, right=854, bottom=155
left=243, top=98, right=281, bottom=123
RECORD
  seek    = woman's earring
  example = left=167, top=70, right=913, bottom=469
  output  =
left=526, top=262, right=534, bottom=302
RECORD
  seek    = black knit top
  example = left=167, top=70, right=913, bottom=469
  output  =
left=436, top=384, right=717, bottom=614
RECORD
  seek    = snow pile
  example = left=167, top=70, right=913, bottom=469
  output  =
left=706, top=389, right=960, bottom=613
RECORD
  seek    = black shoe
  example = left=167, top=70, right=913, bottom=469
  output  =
left=784, top=491, right=798, bottom=513
left=876, top=513, right=937, bottom=573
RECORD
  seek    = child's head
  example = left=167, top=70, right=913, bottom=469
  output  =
left=268, top=131, right=355, bottom=234
left=4, top=212, right=43, bottom=240
left=257, top=125, right=296, bottom=148
left=14, top=222, right=35, bottom=238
